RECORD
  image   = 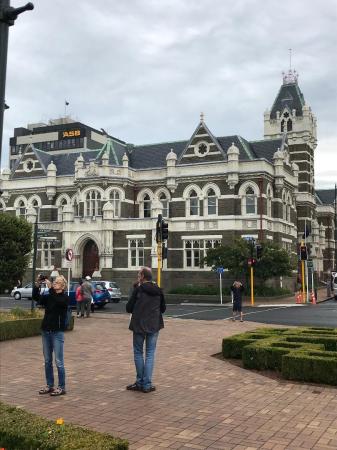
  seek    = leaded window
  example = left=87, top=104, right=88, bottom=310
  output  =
left=188, top=190, right=199, bottom=216
left=109, top=190, right=121, bottom=217
left=143, top=194, right=151, bottom=218
left=160, top=193, right=169, bottom=218
left=129, top=239, right=144, bottom=268
left=184, top=239, right=221, bottom=269
left=85, top=190, right=101, bottom=217
left=245, top=187, right=256, bottom=214
left=207, top=188, right=217, bottom=215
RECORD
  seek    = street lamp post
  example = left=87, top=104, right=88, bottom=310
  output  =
left=0, top=0, right=34, bottom=166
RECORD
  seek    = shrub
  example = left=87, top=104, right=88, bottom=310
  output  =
left=222, top=327, right=337, bottom=386
left=0, top=402, right=128, bottom=449
left=0, top=308, right=74, bottom=341
left=169, top=285, right=291, bottom=297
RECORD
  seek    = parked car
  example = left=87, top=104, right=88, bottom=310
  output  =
left=67, top=281, right=110, bottom=309
left=100, top=281, right=122, bottom=303
left=11, top=282, right=48, bottom=300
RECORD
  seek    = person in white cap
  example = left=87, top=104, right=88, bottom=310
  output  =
left=81, top=276, right=94, bottom=317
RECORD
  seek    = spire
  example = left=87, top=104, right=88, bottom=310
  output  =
left=200, top=111, right=204, bottom=123
left=282, top=49, right=298, bottom=84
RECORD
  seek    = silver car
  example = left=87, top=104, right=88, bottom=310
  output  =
left=100, top=281, right=122, bottom=303
left=11, top=282, right=48, bottom=300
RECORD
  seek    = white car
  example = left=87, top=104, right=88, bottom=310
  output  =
left=100, top=281, right=122, bottom=303
left=11, top=282, right=48, bottom=300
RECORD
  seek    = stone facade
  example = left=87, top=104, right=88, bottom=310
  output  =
left=0, top=72, right=336, bottom=293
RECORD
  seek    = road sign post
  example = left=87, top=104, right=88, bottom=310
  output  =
left=217, top=267, right=224, bottom=305
left=65, top=249, right=73, bottom=295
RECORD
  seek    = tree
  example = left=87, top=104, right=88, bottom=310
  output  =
left=204, top=238, right=295, bottom=284
left=0, top=214, right=32, bottom=293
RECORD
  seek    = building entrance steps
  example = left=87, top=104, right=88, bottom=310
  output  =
left=1, top=315, right=337, bottom=449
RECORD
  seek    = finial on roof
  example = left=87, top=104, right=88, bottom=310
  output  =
left=200, top=112, right=204, bottom=122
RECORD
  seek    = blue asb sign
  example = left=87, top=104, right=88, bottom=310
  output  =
left=217, top=267, right=224, bottom=274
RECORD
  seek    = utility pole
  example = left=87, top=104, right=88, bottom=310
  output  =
left=0, top=0, right=34, bottom=165
left=31, top=213, right=38, bottom=311
left=335, top=183, right=337, bottom=270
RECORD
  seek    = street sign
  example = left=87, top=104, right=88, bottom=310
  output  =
left=65, top=248, right=73, bottom=261
left=37, top=228, right=53, bottom=234
left=217, top=267, right=224, bottom=274
left=307, top=260, right=314, bottom=269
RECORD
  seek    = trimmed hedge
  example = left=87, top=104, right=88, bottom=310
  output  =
left=0, top=311, right=74, bottom=341
left=0, top=402, right=128, bottom=449
left=222, top=327, right=337, bottom=385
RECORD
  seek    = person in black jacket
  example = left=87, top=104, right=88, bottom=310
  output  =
left=231, top=280, right=244, bottom=322
left=126, top=267, right=166, bottom=393
left=34, top=275, right=70, bottom=396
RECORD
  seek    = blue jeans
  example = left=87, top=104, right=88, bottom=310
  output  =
left=133, top=332, right=159, bottom=389
left=42, top=331, right=66, bottom=390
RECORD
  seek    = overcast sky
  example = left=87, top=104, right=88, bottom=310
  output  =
left=2, top=0, right=337, bottom=188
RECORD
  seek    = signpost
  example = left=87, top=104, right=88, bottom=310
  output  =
left=65, top=248, right=73, bottom=295
left=217, top=266, right=224, bottom=304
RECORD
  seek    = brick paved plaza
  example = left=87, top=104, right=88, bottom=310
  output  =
left=1, top=315, right=336, bottom=449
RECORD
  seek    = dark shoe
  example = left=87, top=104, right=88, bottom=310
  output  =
left=50, top=387, right=66, bottom=396
left=39, top=386, right=54, bottom=394
left=126, top=383, right=142, bottom=391
left=142, top=385, right=156, bottom=393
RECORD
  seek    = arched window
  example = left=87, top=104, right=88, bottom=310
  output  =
left=287, top=119, right=292, bottom=131
left=143, top=194, right=151, bottom=218
left=30, top=198, right=40, bottom=221
left=245, top=187, right=256, bottom=214
left=188, top=190, right=199, bottom=216
left=109, top=190, right=121, bottom=217
left=206, top=188, right=217, bottom=215
left=17, top=200, right=27, bottom=218
left=287, top=196, right=291, bottom=222
left=282, top=192, right=287, bottom=220
left=85, top=190, right=101, bottom=217
left=159, top=192, right=169, bottom=218
left=73, top=198, right=80, bottom=217
left=281, top=111, right=292, bottom=133
left=58, top=197, right=68, bottom=222
left=267, top=186, right=273, bottom=217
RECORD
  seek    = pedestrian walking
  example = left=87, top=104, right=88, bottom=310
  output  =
left=126, top=267, right=166, bottom=393
left=231, top=280, right=244, bottom=322
left=33, top=275, right=70, bottom=396
left=76, top=280, right=85, bottom=318
left=81, top=276, right=94, bottom=317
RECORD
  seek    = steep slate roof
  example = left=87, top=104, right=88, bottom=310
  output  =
left=316, top=189, right=336, bottom=205
left=10, top=132, right=285, bottom=176
left=270, top=82, right=305, bottom=119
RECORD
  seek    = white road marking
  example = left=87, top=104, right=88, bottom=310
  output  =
left=171, top=307, right=232, bottom=318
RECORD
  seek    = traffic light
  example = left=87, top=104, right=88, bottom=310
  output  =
left=300, top=244, right=307, bottom=261
left=162, top=243, right=168, bottom=260
left=248, top=257, right=256, bottom=266
left=256, top=245, right=263, bottom=259
left=156, top=214, right=163, bottom=243
left=162, top=221, right=169, bottom=240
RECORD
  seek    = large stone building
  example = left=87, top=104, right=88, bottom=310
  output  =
left=0, top=70, right=336, bottom=292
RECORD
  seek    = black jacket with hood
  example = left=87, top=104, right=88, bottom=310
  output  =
left=126, top=282, right=166, bottom=334
left=34, top=287, right=70, bottom=332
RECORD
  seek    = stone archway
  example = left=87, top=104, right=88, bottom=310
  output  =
left=82, top=239, right=99, bottom=278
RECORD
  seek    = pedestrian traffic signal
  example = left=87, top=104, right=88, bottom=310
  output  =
left=161, top=221, right=169, bottom=240
left=300, top=244, right=307, bottom=261
left=256, top=245, right=263, bottom=259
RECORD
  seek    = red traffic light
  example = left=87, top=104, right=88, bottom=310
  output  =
left=248, top=258, right=256, bottom=266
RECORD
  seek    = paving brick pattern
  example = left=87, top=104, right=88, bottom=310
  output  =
left=1, top=315, right=336, bottom=449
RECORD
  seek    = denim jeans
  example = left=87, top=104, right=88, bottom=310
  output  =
left=133, top=332, right=159, bottom=389
left=42, top=331, right=66, bottom=390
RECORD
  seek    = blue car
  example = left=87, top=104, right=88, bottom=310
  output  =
left=68, top=281, right=110, bottom=309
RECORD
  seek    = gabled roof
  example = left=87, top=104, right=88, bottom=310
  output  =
left=270, top=82, right=305, bottom=119
left=316, top=189, right=336, bottom=205
left=11, top=145, right=48, bottom=179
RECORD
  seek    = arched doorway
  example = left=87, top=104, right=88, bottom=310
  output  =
left=82, top=240, right=99, bottom=278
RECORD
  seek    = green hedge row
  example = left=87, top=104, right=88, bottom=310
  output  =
left=0, top=316, right=74, bottom=341
left=222, top=327, right=337, bottom=385
left=0, top=402, right=128, bottom=449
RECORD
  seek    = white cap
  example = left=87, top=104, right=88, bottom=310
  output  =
left=85, top=276, right=91, bottom=280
